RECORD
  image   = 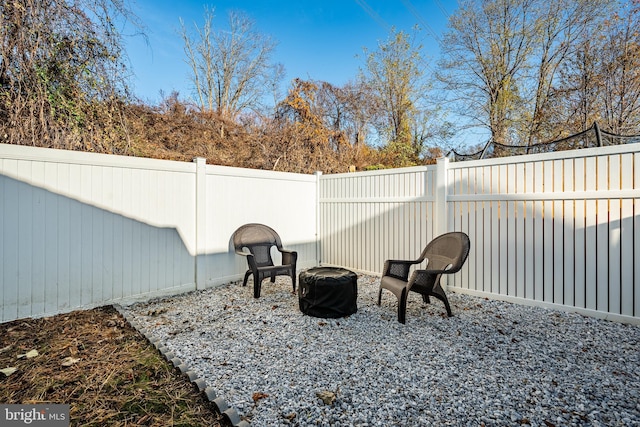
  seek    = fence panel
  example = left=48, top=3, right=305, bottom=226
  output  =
left=445, top=144, right=640, bottom=323
left=0, top=146, right=198, bottom=322
left=319, top=167, right=436, bottom=275
left=198, top=166, right=318, bottom=287
left=316, top=144, right=638, bottom=323
left=0, top=144, right=318, bottom=323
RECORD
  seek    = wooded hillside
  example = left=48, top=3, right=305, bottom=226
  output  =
left=1, top=0, right=639, bottom=173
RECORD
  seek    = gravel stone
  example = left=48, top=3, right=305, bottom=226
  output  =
left=121, top=274, right=640, bottom=426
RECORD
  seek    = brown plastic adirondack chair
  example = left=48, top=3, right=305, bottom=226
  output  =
left=231, top=223, right=298, bottom=298
left=377, top=232, right=470, bottom=323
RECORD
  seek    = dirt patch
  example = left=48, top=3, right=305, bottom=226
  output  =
left=0, top=306, right=232, bottom=426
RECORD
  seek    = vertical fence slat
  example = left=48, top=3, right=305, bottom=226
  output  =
left=483, top=166, right=493, bottom=293
left=553, top=160, right=564, bottom=304
left=68, top=164, right=82, bottom=310
left=461, top=168, right=470, bottom=289
left=44, top=162, right=59, bottom=314
left=516, top=163, right=526, bottom=298
left=499, top=165, right=508, bottom=295
left=2, top=159, right=19, bottom=321
left=563, top=159, right=575, bottom=307
left=533, top=162, right=544, bottom=301
left=585, top=157, right=597, bottom=310
left=621, top=154, right=634, bottom=316
left=609, top=155, right=622, bottom=314
left=467, top=167, right=478, bottom=292
left=543, top=161, right=554, bottom=303
left=574, top=158, right=586, bottom=309
left=102, top=167, right=114, bottom=302
left=57, top=162, right=71, bottom=310
left=506, top=164, right=517, bottom=296
left=491, top=166, right=500, bottom=294
left=596, top=156, right=609, bottom=312
left=17, top=161, right=35, bottom=318
left=0, top=163, right=5, bottom=321
left=524, top=163, right=534, bottom=299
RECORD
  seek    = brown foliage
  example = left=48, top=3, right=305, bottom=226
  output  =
left=0, top=0, right=140, bottom=153
left=124, top=92, right=373, bottom=174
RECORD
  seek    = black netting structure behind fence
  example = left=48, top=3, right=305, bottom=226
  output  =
left=450, top=123, right=640, bottom=162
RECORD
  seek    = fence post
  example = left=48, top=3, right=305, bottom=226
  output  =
left=315, top=171, right=323, bottom=266
left=194, top=157, right=207, bottom=289
left=435, top=157, right=449, bottom=238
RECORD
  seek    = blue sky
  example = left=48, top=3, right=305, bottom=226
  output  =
left=123, top=0, right=456, bottom=105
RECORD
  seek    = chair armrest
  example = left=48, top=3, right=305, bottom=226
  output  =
left=235, top=250, right=256, bottom=269
left=382, top=259, right=422, bottom=281
left=407, top=265, right=453, bottom=291
left=280, top=249, right=297, bottom=265
left=423, top=264, right=453, bottom=275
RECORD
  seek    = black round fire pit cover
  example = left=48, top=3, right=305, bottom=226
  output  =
left=298, top=267, right=358, bottom=318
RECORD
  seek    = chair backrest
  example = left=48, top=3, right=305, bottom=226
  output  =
left=232, top=223, right=283, bottom=267
left=419, top=232, right=470, bottom=273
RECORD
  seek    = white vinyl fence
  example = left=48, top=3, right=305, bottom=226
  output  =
left=2, top=142, right=640, bottom=324
left=0, top=144, right=317, bottom=323
left=319, top=144, right=640, bottom=324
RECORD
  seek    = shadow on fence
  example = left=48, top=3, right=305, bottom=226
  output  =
left=1, top=174, right=196, bottom=322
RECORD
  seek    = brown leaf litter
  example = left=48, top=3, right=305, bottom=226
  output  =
left=0, top=305, right=232, bottom=427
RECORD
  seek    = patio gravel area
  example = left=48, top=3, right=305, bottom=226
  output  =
left=120, top=274, right=640, bottom=426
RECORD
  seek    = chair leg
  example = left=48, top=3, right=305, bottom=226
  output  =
left=431, top=282, right=453, bottom=317
left=242, top=270, right=251, bottom=287
left=377, top=287, right=383, bottom=305
left=398, top=291, right=408, bottom=324
left=253, top=275, right=262, bottom=298
left=291, top=272, right=297, bottom=292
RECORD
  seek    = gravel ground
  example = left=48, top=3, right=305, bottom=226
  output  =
left=121, top=274, right=640, bottom=427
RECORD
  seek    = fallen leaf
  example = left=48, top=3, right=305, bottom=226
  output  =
left=316, top=390, right=336, bottom=405
left=0, top=345, right=11, bottom=354
left=17, top=349, right=39, bottom=359
left=252, top=392, right=269, bottom=402
left=61, top=357, right=80, bottom=367
left=1, top=367, right=17, bottom=376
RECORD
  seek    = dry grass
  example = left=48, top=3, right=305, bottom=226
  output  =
left=0, top=306, right=232, bottom=427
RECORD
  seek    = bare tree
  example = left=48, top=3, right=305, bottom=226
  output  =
left=340, top=80, right=377, bottom=148
left=438, top=0, right=535, bottom=145
left=598, top=0, right=640, bottom=134
left=556, top=36, right=604, bottom=133
left=180, top=9, right=279, bottom=121
left=360, top=27, right=432, bottom=166
left=523, top=0, right=609, bottom=145
left=438, top=0, right=611, bottom=148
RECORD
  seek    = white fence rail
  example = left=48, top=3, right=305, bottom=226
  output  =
left=2, top=142, right=639, bottom=324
